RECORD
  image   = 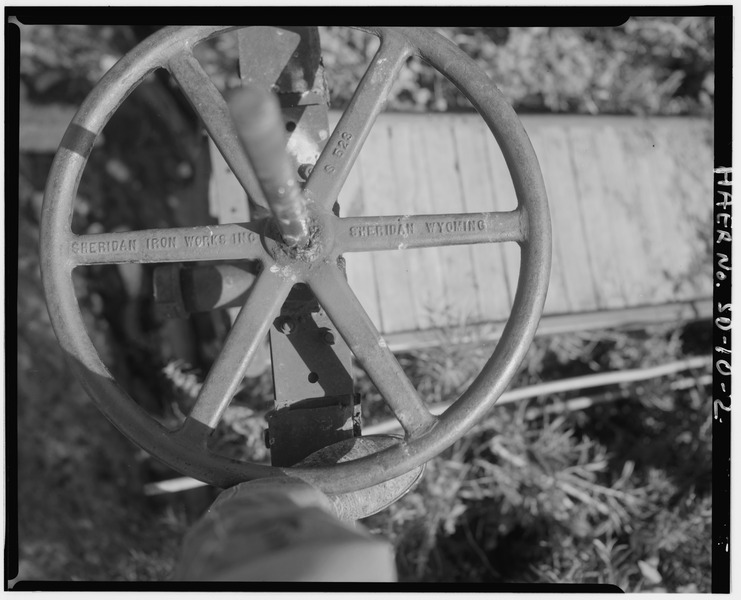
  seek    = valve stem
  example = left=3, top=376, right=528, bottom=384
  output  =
left=229, top=86, right=310, bottom=247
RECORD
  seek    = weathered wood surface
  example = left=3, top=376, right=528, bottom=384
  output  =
left=19, top=103, right=77, bottom=153
left=202, top=112, right=713, bottom=340
left=334, top=113, right=713, bottom=337
left=22, top=102, right=712, bottom=341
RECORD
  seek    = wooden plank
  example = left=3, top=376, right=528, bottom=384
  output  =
left=618, top=123, right=681, bottom=304
left=418, top=116, right=480, bottom=325
left=529, top=124, right=599, bottom=313
left=596, top=124, right=664, bottom=305
left=451, top=116, right=513, bottom=322
left=482, top=125, right=519, bottom=311
left=19, top=103, right=77, bottom=153
left=211, top=111, right=713, bottom=342
left=356, top=121, right=417, bottom=333
left=336, top=141, right=365, bottom=217
left=525, top=125, right=575, bottom=316
left=208, top=140, right=249, bottom=223
left=567, top=125, right=627, bottom=310
left=383, top=298, right=713, bottom=353
left=401, top=118, right=453, bottom=327
left=621, top=123, right=699, bottom=303
left=340, top=157, right=384, bottom=330
left=334, top=111, right=446, bottom=331
left=386, top=116, right=447, bottom=331
left=651, top=120, right=713, bottom=299
left=345, top=251, right=384, bottom=331
left=677, top=119, right=713, bottom=298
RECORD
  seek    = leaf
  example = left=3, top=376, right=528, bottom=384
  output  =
left=637, top=559, right=663, bottom=584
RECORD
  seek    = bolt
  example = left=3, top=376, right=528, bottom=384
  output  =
left=263, top=429, right=271, bottom=448
left=278, top=317, right=296, bottom=335
left=298, top=163, right=314, bottom=180
left=322, top=330, right=336, bottom=345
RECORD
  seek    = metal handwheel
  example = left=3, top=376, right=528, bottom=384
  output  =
left=41, top=26, right=551, bottom=495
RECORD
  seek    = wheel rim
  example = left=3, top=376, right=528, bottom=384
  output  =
left=40, top=26, right=551, bottom=494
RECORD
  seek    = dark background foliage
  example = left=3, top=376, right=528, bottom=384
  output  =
left=20, top=20, right=714, bottom=115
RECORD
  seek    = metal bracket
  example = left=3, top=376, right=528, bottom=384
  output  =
left=238, top=27, right=331, bottom=186
left=265, top=283, right=358, bottom=466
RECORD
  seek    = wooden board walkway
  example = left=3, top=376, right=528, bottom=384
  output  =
left=20, top=103, right=712, bottom=345
left=332, top=113, right=713, bottom=343
left=208, top=112, right=713, bottom=345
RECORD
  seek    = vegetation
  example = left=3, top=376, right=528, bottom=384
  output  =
left=14, top=20, right=713, bottom=589
left=322, top=21, right=714, bottom=116
left=19, top=20, right=713, bottom=115
left=359, top=323, right=711, bottom=590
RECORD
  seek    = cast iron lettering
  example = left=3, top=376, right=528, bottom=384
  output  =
left=349, top=222, right=414, bottom=237
left=231, top=231, right=257, bottom=244
left=184, top=233, right=228, bottom=248
left=348, top=218, right=488, bottom=238
left=71, top=238, right=138, bottom=255
left=323, top=131, right=353, bottom=173
left=147, top=236, right=178, bottom=250
left=71, top=229, right=259, bottom=258
left=424, top=219, right=486, bottom=234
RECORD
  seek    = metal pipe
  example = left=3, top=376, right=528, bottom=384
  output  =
left=143, top=365, right=712, bottom=496
left=180, top=263, right=257, bottom=313
left=153, top=263, right=258, bottom=317
left=363, top=355, right=711, bottom=435
left=228, top=86, right=310, bottom=247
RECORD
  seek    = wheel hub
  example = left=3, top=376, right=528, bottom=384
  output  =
left=263, top=206, right=337, bottom=271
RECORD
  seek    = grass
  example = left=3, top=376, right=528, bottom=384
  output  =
left=354, top=322, right=712, bottom=590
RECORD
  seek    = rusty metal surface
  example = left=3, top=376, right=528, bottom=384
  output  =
left=40, top=26, right=551, bottom=494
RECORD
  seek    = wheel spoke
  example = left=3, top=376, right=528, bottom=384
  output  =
left=336, top=210, right=524, bottom=252
left=68, top=222, right=265, bottom=266
left=309, top=263, right=437, bottom=438
left=167, top=51, right=267, bottom=207
left=305, top=33, right=412, bottom=209
left=189, top=269, right=292, bottom=429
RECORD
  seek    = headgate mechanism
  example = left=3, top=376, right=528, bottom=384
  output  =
left=39, top=26, right=551, bottom=513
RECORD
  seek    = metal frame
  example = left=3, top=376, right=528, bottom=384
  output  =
left=40, top=26, right=551, bottom=494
